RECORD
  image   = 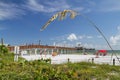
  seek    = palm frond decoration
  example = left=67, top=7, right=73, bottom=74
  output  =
left=40, top=10, right=77, bottom=31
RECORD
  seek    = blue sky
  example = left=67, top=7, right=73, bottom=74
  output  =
left=0, top=0, right=120, bottom=50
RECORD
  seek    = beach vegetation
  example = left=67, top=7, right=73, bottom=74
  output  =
left=0, top=48, right=120, bottom=80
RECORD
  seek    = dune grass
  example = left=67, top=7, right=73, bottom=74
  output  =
left=0, top=46, right=120, bottom=80
left=0, top=56, right=120, bottom=80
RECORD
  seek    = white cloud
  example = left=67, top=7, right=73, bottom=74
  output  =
left=25, top=0, right=91, bottom=14
left=25, top=0, right=45, bottom=12
left=110, top=26, right=120, bottom=45
left=51, top=33, right=110, bottom=49
left=1, top=0, right=120, bottom=20
left=0, top=2, right=25, bottom=20
left=67, top=33, right=77, bottom=41
left=110, top=35, right=120, bottom=45
left=25, top=0, right=70, bottom=13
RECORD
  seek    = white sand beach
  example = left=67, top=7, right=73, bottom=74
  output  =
left=21, top=54, right=120, bottom=65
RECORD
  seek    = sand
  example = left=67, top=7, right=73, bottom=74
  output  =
left=21, top=54, right=120, bottom=65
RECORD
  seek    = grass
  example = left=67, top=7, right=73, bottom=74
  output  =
left=0, top=51, right=120, bottom=80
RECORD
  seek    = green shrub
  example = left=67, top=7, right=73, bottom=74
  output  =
left=0, top=56, right=120, bottom=80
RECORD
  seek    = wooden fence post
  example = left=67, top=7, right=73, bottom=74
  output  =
left=68, top=58, right=70, bottom=63
left=92, top=58, right=94, bottom=63
left=113, top=58, right=115, bottom=66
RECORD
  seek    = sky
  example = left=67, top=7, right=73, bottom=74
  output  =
left=0, top=0, right=120, bottom=50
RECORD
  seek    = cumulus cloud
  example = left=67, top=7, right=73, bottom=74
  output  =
left=110, top=26, right=120, bottom=45
left=67, top=33, right=77, bottom=41
left=51, top=33, right=109, bottom=49
left=110, top=35, right=120, bottom=45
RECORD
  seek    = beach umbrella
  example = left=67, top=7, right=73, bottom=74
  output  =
left=100, top=50, right=107, bottom=56
left=98, top=50, right=107, bottom=53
